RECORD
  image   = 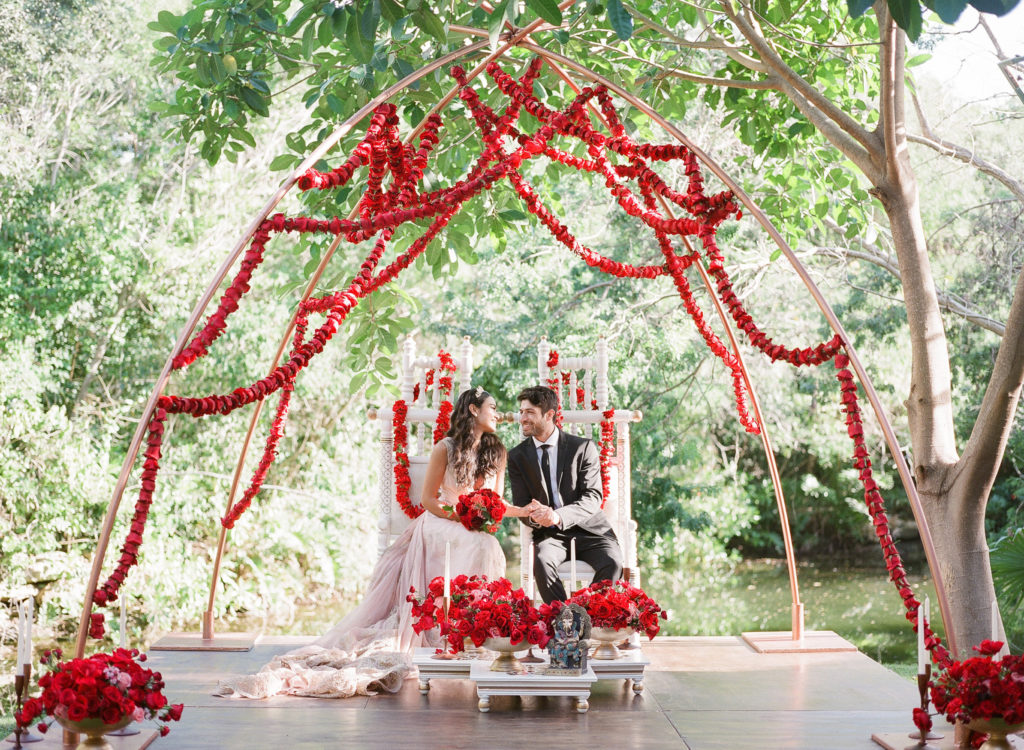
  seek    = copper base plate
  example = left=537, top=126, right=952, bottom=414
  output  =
left=149, top=632, right=257, bottom=651
left=741, top=630, right=858, bottom=653
left=872, top=731, right=1024, bottom=749
left=4, top=728, right=158, bottom=749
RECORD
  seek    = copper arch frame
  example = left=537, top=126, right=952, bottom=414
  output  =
left=72, top=15, right=954, bottom=659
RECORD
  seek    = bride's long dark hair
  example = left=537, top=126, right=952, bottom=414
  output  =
left=446, top=388, right=506, bottom=487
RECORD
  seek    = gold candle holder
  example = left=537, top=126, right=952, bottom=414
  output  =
left=7, top=664, right=44, bottom=746
left=905, top=664, right=942, bottom=750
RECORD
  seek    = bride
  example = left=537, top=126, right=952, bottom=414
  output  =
left=215, top=387, right=531, bottom=699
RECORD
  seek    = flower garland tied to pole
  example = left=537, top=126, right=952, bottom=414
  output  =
left=88, top=57, right=952, bottom=697
left=546, top=349, right=616, bottom=509
left=390, top=349, right=458, bottom=520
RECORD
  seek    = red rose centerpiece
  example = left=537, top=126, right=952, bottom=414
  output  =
left=547, top=580, right=667, bottom=659
left=930, top=640, right=1024, bottom=746
left=15, top=648, right=183, bottom=748
left=409, top=575, right=550, bottom=666
left=445, top=488, right=505, bottom=534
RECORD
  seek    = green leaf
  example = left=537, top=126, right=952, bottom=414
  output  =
left=347, top=11, right=372, bottom=63
left=846, top=0, right=875, bottom=16
left=326, top=93, right=345, bottom=115
left=497, top=209, right=529, bottom=221
left=906, top=53, right=932, bottom=67
left=412, top=8, right=447, bottom=42
left=928, top=0, right=967, bottom=21
left=156, top=10, right=179, bottom=32
left=302, top=22, right=316, bottom=57
left=992, top=532, right=1024, bottom=610
left=607, top=0, right=633, bottom=41
left=769, top=248, right=783, bottom=262
left=967, top=0, right=1017, bottom=14
left=814, top=196, right=829, bottom=218
left=269, top=154, right=295, bottom=171
left=488, top=0, right=510, bottom=50
left=239, top=87, right=269, bottom=117
left=361, top=0, right=382, bottom=40
left=887, top=0, right=923, bottom=40
left=318, top=16, right=335, bottom=47
left=525, top=0, right=563, bottom=25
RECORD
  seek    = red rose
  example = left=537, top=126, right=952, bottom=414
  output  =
left=67, top=701, right=89, bottom=722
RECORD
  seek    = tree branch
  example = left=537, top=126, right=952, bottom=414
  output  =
left=908, top=92, right=1024, bottom=206
left=957, top=255, right=1024, bottom=495
left=818, top=219, right=1007, bottom=336
left=877, top=1, right=904, bottom=186
left=581, top=41, right=780, bottom=89
left=718, top=0, right=879, bottom=160
left=621, top=1, right=772, bottom=73
left=773, top=79, right=882, bottom=180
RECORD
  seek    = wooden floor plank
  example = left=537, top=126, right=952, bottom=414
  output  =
left=132, top=635, right=951, bottom=749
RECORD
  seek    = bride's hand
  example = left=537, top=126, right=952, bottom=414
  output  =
left=505, top=499, right=542, bottom=518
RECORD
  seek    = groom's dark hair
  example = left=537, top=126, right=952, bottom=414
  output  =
left=517, top=385, right=558, bottom=415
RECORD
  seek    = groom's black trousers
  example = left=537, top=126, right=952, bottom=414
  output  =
left=533, top=529, right=622, bottom=603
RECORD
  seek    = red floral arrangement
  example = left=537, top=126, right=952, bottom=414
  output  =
left=930, top=640, right=1024, bottom=725
left=15, top=648, right=183, bottom=738
left=446, top=488, right=505, bottom=534
left=408, top=575, right=551, bottom=652
left=546, top=580, right=667, bottom=640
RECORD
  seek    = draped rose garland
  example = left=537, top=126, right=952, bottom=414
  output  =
left=88, top=55, right=947, bottom=694
left=390, top=349, right=457, bottom=520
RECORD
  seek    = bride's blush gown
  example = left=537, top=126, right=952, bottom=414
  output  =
left=214, top=438, right=506, bottom=699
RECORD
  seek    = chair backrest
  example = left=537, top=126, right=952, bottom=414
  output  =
left=376, top=336, right=475, bottom=556
left=520, top=337, right=639, bottom=591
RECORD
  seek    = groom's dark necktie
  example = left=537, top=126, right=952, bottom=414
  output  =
left=540, top=445, right=559, bottom=509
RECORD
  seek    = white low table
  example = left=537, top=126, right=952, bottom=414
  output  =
left=590, top=649, right=650, bottom=694
left=412, top=646, right=649, bottom=695
left=412, top=648, right=480, bottom=694
left=470, top=659, right=597, bottom=713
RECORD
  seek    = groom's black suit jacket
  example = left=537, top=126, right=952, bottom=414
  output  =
left=507, top=429, right=617, bottom=542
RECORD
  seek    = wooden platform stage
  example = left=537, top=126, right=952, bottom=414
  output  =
left=133, top=633, right=960, bottom=750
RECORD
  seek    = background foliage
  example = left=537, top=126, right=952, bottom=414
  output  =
left=1, top=0, right=1023, bottom=726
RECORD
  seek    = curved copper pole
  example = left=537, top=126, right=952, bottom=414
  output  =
left=74, top=38, right=494, bottom=655
left=532, top=49, right=803, bottom=638
left=202, top=23, right=568, bottom=637
left=516, top=39, right=954, bottom=653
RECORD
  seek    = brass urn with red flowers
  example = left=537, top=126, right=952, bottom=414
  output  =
left=930, top=640, right=1024, bottom=750
left=14, top=648, right=183, bottom=750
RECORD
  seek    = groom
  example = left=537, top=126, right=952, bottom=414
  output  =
left=507, top=385, right=623, bottom=603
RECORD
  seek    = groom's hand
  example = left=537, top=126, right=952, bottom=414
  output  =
left=530, top=506, right=560, bottom=527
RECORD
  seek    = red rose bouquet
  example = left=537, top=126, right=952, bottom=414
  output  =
left=546, top=580, right=668, bottom=640
left=14, top=648, right=183, bottom=738
left=930, top=640, right=1024, bottom=725
left=445, top=488, right=505, bottom=534
left=408, top=575, right=550, bottom=652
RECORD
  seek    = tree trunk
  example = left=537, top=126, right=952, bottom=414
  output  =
left=873, top=170, right=995, bottom=656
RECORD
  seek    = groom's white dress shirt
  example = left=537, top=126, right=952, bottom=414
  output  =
left=533, top=431, right=561, bottom=511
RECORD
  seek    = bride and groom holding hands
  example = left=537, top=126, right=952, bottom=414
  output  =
left=218, top=383, right=621, bottom=699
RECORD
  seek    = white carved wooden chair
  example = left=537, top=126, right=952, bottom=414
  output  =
left=376, top=334, right=640, bottom=602
left=518, top=337, right=640, bottom=598
left=376, top=336, right=476, bottom=557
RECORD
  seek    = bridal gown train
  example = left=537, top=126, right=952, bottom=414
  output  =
left=214, top=438, right=506, bottom=699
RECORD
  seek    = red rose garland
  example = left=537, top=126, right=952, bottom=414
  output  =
left=390, top=350, right=458, bottom=520
left=432, top=350, right=456, bottom=443
left=391, top=399, right=421, bottom=520
left=544, top=349, right=615, bottom=509
left=834, top=351, right=951, bottom=670
left=88, top=57, right=957, bottom=697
